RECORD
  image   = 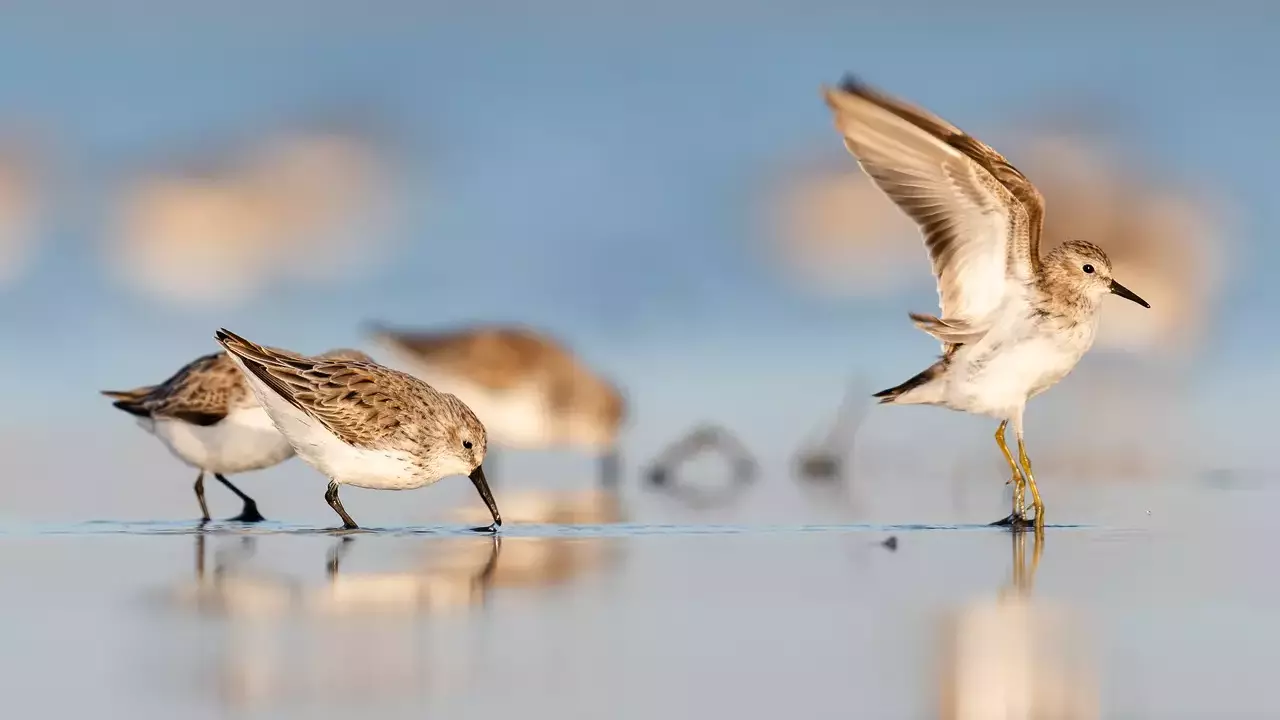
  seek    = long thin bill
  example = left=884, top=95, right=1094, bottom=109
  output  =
left=1109, top=279, right=1150, bottom=308
left=467, top=465, right=503, bottom=532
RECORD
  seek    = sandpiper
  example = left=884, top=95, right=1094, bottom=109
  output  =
left=102, top=347, right=373, bottom=522
left=367, top=323, right=627, bottom=486
left=823, top=76, right=1150, bottom=529
left=214, top=328, right=502, bottom=531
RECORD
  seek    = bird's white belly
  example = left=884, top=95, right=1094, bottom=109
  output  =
left=948, top=326, right=1094, bottom=419
left=232, top=360, right=431, bottom=491
left=146, top=406, right=296, bottom=474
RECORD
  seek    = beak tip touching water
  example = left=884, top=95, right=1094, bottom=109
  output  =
left=1109, top=279, right=1151, bottom=309
left=467, top=464, right=503, bottom=532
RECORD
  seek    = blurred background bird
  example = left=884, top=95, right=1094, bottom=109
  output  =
left=369, top=323, right=628, bottom=487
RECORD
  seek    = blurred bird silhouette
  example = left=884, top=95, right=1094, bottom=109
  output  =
left=368, top=322, right=628, bottom=487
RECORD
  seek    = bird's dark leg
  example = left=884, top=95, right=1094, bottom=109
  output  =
left=989, top=420, right=1033, bottom=529
left=325, top=480, right=359, bottom=530
left=194, top=471, right=211, bottom=523
left=599, top=447, right=622, bottom=488
left=215, top=473, right=266, bottom=523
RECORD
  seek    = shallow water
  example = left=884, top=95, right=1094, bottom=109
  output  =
left=2, top=476, right=1279, bottom=720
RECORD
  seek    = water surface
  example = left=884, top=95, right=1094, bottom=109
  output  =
left=1, top=483, right=1277, bottom=719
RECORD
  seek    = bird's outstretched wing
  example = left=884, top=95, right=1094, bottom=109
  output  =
left=823, top=76, right=1045, bottom=346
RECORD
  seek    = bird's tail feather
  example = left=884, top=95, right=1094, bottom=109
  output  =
left=872, top=359, right=946, bottom=405
left=101, top=387, right=155, bottom=417
left=109, top=399, right=152, bottom=418
left=100, top=387, right=150, bottom=402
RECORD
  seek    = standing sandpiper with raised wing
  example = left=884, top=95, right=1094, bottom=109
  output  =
left=214, top=329, right=502, bottom=532
left=823, top=76, right=1150, bottom=529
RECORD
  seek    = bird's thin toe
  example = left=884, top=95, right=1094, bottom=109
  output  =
left=230, top=506, right=267, bottom=523
left=989, top=513, right=1037, bottom=531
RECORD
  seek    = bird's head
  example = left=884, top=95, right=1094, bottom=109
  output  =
left=432, top=394, right=501, bottom=529
left=433, top=394, right=488, bottom=476
left=1044, top=240, right=1150, bottom=310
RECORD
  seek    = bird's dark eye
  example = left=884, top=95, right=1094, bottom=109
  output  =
left=1082, top=264, right=1095, bottom=274
left=463, top=440, right=473, bottom=450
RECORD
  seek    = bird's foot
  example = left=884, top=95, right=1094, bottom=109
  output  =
left=989, top=513, right=1039, bottom=531
left=230, top=501, right=266, bottom=523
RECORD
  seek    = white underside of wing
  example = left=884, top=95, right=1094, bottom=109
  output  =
left=827, top=88, right=1027, bottom=335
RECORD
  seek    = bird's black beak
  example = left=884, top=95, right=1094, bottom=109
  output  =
left=1109, top=279, right=1150, bottom=308
left=467, top=465, right=502, bottom=533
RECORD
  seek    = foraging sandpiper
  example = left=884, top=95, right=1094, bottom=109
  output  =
left=215, top=328, right=501, bottom=531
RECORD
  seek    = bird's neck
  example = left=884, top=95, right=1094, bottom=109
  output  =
left=1035, top=273, right=1102, bottom=321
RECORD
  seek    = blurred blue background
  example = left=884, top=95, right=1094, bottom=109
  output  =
left=6, top=5, right=1280, bottom=719
left=0, top=1, right=1274, bottom=521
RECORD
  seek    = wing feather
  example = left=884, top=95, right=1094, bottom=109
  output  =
left=216, top=328, right=415, bottom=450
left=101, top=353, right=239, bottom=424
left=824, top=77, right=1044, bottom=344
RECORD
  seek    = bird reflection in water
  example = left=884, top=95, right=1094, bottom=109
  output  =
left=315, top=534, right=502, bottom=615
left=937, top=530, right=1099, bottom=719
left=168, top=524, right=622, bottom=713
left=449, top=488, right=627, bottom=588
left=171, top=533, right=503, bottom=712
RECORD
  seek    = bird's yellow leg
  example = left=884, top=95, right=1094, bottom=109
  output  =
left=1018, top=436, right=1045, bottom=528
left=995, top=421, right=1025, bottom=517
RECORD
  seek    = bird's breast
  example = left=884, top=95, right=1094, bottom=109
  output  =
left=948, top=316, right=1097, bottom=415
